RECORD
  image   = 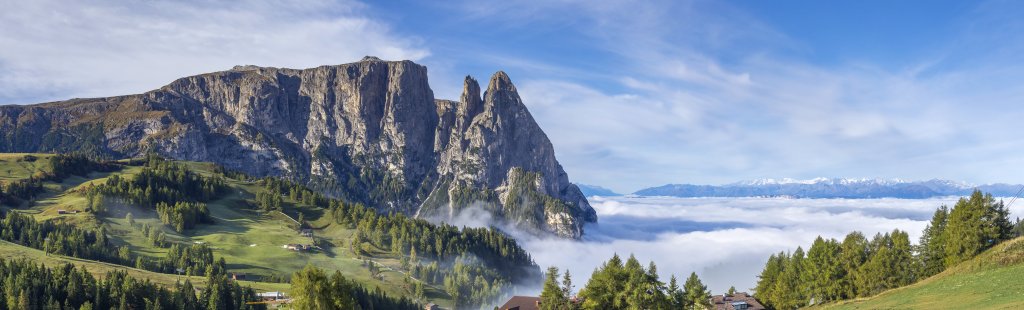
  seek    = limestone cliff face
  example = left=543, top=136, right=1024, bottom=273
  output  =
left=0, top=57, right=596, bottom=238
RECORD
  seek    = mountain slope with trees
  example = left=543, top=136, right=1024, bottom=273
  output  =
left=0, top=153, right=543, bottom=308
left=754, top=190, right=1022, bottom=309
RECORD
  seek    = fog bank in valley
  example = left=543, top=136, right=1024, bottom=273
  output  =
left=512, top=196, right=1024, bottom=295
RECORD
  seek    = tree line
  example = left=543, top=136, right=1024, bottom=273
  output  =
left=85, top=155, right=224, bottom=231
left=217, top=162, right=541, bottom=308
left=754, top=190, right=1016, bottom=309
left=540, top=253, right=714, bottom=310
left=289, top=264, right=420, bottom=310
left=0, top=211, right=122, bottom=263
left=329, top=201, right=540, bottom=307
left=1, top=154, right=118, bottom=206
left=0, top=258, right=262, bottom=310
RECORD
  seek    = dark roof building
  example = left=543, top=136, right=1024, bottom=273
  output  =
left=499, top=296, right=541, bottom=310
left=712, top=292, right=765, bottom=310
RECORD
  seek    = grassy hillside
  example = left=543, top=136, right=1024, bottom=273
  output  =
left=0, top=154, right=454, bottom=308
left=819, top=237, right=1024, bottom=309
left=0, top=239, right=289, bottom=292
left=0, top=153, right=54, bottom=182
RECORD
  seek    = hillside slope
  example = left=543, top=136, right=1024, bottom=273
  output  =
left=0, top=154, right=545, bottom=308
left=0, top=57, right=596, bottom=238
left=819, top=237, right=1024, bottom=309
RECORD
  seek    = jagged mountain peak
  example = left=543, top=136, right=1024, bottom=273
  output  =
left=487, top=70, right=516, bottom=92
left=0, top=58, right=595, bottom=239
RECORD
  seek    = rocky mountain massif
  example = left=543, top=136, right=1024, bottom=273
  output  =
left=0, top=57, right=596, bottom=238
left=635, top=178, right=1023, bottom=199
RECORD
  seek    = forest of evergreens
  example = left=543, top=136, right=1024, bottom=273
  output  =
left=0, top=257, right=261, bottom=310
left=85, top=155, right=224, bottom=232
left=288, top=264, right=420, bottom=310
left=754, top=190, right=1018, bottom=309
left=244, top=173, right=541, bottom=308
left=0, top=154, right=117, bottom=206
left=538, top=253, right=713, bottom=310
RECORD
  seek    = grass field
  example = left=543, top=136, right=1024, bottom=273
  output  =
left=818, top=237, right=1024, bottom=309
left=0, top=153, right=53, bottom=183
left=0, top=156, right=453, bottom=307
left=0, top=240, right=289, bottom=292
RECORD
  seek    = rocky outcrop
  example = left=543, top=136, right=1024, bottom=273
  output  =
left=0, top=57, right=596, bottom=238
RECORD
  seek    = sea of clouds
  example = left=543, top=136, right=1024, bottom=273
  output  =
left=512, top=195, right=1024, bottom=295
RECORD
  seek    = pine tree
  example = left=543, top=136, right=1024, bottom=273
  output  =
left=890, top=229, right=916, bottom=287
left=540, top=267, right=567, bottom=310
left=838, top=231, right=868, bottom=298
left=682, top=272, right=712, bottom=310
left=561, top=269, right=576, bottom=309
left=727, top=286, right=736, bottom=295
left=772, top=247, right=806, bottom=310
left=290, top=264, right=333, bottom=309
left=668, top=275, right=684, bottom=308
left=919, top=206, right=949, bottom=277
left=944, top=191, right=1010, bottom=266
left=579, top=253, right=625, bottom=309
left=1014, top=217, right=1024, bottom=238
left=415, top=281, right=425, bottom=301
left=803, top=236, right=843, bottom=304
left=754, top=252, right=786, bottom=308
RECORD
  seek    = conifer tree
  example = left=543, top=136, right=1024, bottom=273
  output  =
left=579, top=254, right=625, bottom=309
left=682, top=272, right=712, bottom=310
left=919, top=206, right=949, bottom=277
left=944, top=191, right=1012, bottom=266
left=838, top=231, right=868, bottom=298
left=803, top=236, right=843, bottom=304
left=1014, top=217, right=1024, bottom=238
left=561, top=270, right=576, bottom=309
left=290, top=264, right=333, bottom=309
left=668, top=275, right=684, bottom=308
left=772, top=247, right=806, bottom=310
left=754, top=252, right=786, bottom=308
left=541, top=267, right=567, bottom=310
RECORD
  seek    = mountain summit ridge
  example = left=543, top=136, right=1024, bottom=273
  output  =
left=0, top=57, right=596, bottom=238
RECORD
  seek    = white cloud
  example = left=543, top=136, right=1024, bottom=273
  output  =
left=473, top=0, right=1024, bottom=193
left=518, top=196, right=1024, bottom=295
left=0, top=0, right=429, bottom=104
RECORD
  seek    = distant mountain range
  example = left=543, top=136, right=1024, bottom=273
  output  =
left=632, top=178, right=1023, bottom=199
left=575, top=184, right=622, bottom=197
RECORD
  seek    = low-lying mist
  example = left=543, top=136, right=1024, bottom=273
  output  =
left=492, top=196, right=1024, bottom=296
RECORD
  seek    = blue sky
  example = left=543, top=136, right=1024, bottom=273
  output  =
left=3, top=0, right=1024, bottom=193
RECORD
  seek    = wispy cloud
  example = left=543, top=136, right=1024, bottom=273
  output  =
left=0, top=0, right=429, bottom=104
left=436, top=0, right=1024, bottom=193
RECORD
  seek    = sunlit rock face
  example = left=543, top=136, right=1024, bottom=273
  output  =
left=0, top=57, right=596, bottom=238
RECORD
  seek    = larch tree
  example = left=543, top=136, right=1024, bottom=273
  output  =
left=918, top=206, right=949, bottom=277
left=754, top=252, right=787, bottom=309
left=541, top=266, right=568, bottom=310
left=682, top=272, right=712, bottom=310
left=838, top=231, right=868, bottom=298
left=772, top=247, right=806, bottom=310
left=802, top=236, right=843, bottom=304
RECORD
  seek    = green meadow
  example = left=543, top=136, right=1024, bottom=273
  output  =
left=0, top=154, right=452, bottom=308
